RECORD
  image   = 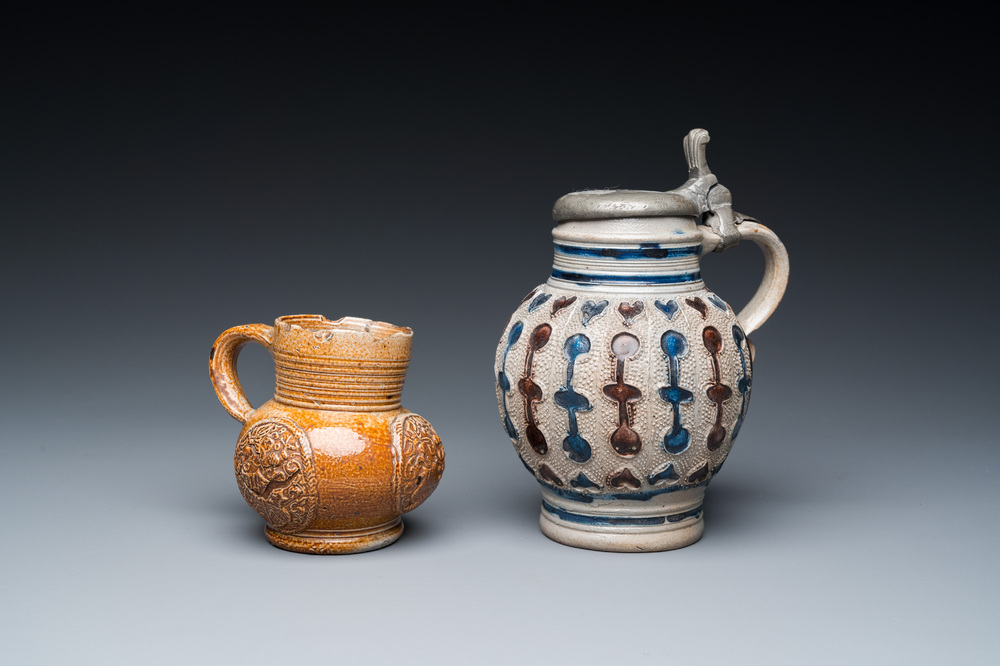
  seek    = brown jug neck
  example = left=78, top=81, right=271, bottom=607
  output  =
left=269, top=315, right=413, bottom=412
left=273, top=351, right=408, bottom=412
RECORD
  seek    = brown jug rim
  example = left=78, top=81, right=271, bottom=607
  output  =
left=275, top=314, right=413, bottom=341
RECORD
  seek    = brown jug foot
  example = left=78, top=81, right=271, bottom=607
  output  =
left=264, top=518, right=403, bottom=555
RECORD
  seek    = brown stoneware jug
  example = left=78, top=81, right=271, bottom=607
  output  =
left=209, top=315, right=444, bottom=554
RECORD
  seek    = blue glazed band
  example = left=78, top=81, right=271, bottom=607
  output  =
left=542, top=500, right=702, bottom=526
left=550, top=269, right=702, bottom=285
left=554, top=243, right=701, bottom=260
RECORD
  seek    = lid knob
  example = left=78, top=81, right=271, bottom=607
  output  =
left=683, top=128, right=712, bottom=179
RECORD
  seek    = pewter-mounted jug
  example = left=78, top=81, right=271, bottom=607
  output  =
left=494, top=129, right=789, bottom=551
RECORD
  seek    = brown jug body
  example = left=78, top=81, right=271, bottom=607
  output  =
left=210, top=315, right=444, bottom=554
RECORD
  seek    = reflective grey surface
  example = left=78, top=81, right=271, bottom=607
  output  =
left=2, top=9, right=997, bottom=664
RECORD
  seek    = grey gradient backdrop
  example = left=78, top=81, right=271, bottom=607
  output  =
left=2, top=8, right=997, bottom=664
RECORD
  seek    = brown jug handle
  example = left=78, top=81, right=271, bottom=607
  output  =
left=209, top=324, right=274, bottom=423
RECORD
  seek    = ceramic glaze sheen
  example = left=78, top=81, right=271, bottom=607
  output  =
left=494, top=129, right=789, bottom=552
left=210, top=315, right=444, bottom=554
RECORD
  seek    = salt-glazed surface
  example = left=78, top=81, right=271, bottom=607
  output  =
left=210, top=315, right=444, bottom=554
left=494, top=129, right=788, bottom=552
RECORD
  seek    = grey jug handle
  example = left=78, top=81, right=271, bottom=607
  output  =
left=701, top=221, right=789, bottom=336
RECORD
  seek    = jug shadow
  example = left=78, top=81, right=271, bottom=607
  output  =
left=395, top=514, right=435, bottom=548
left=489, top=486, right=550, bottom=530
left=701, top=477, right=807, bottom=541
left=202, top=489, right=442, bottom=553
left=205, top=491, right=273, bottom=550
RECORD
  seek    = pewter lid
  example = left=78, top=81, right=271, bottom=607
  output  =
left=552, top=129, right=752, bottom=251
left=552, top=189, right=700, bottom=221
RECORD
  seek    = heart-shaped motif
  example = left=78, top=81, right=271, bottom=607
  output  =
left=607, top=467, right=641, bottom=489
left=580, top=299, right=609, bottom=326
left=686, top=463, right=710, bottom=485
left=550, top=295, right=577, bottom=316
left=617, top=300, right=644, bottom=326
left=648, top=463, right=679, bottom=485
left=707, top=293, right=728, bottom=312
left=570, top=472, right=600, bottom=490
left=654, top=299, right=679, bottom=320
left=528, top=292, right=552, bottom=313
left=685, top=297, right=708, bottom=318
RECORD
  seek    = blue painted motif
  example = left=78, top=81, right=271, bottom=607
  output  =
left=666, top=506, right=703, bottom=523
left=542, top=500, right=703, bottom=526
left=538, top=462, right=722, bottom=503
left=553, top=243, right=701, bottom=260
left=647, top=462, right=679, bottom=485
left=528, top=292, right=552, bottom=312
left=553, top=334, right=593, bottom=462
left=707, top=293, right=728, bottom=312
left=580, top=299, right=609, bottom=326
left=654, top=299, right=679, bottom=320
left=659, top=330, right=694, bottom=454
left=569, top=472, right=600, bottom=490
left=498, top=321, right=523, bottom=439
left=542, top=501, right=665, bottom=526
left=551, top=269, right=702, bottom=286
left=731, top=325, right=752, bottom=442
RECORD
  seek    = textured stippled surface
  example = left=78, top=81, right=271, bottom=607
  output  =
left=496, top=285, right=750, bottom=493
